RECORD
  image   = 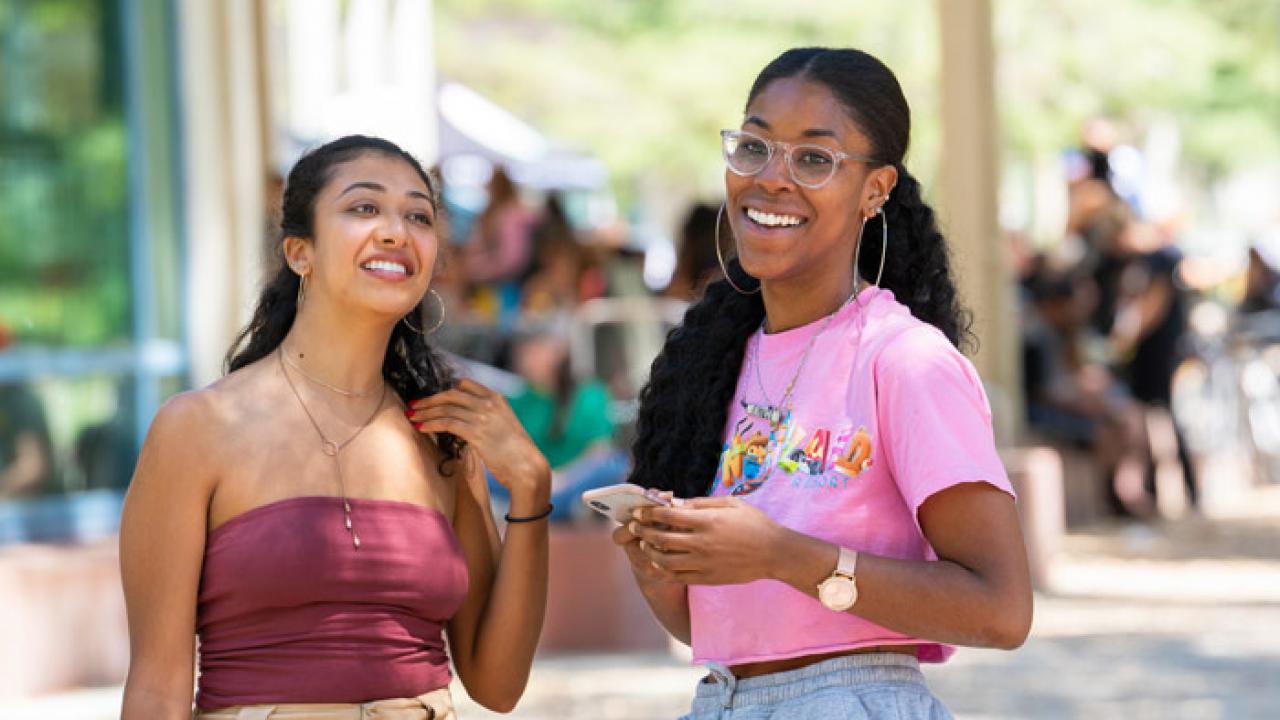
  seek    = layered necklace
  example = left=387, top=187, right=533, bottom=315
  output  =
left=743, top=279, right=862, bottom=432
left=278, top=347, right=387, bottom=549
left=728, top=280, right=862, bottom=493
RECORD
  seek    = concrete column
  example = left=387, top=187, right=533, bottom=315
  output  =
left=937, top=0, right=1021, bottom=444
left=177, top=0, right=271, bottom=386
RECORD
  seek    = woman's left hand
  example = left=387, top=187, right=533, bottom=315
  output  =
left=629, top=496, right=786, bottom=586
left=407, top=379, right=550, bottom=502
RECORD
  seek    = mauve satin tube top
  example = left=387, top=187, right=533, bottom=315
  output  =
left=195, top=496, right=469, bottom=710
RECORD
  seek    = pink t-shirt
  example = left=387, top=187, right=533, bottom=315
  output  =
left=688, top=286, right=1013, bottom=666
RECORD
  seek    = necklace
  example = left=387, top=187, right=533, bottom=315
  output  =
left=747, top=280, right=862, bottom=430
left=279, top=349, right=387, bottom=549
left=721, top=281, right=863, bottom=497
left=281, top=345, right=380, bottom=398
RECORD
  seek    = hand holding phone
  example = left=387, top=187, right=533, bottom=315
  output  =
left=581, top=483, right=673, bottom=524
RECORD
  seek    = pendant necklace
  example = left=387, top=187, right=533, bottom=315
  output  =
left=279, top=348, right=387, bottom=549
left=727, top=280, right=862, bottom=494
left=748, top=279, right=862, bottom=431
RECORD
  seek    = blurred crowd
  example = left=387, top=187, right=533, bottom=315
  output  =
left=424, top=166, right=725, bottom=522
left=1016, top=129, right=1280, bottom=521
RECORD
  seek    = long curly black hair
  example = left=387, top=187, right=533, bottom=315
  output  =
left=224, top=135, right=464, bottom=472
left=629, top=48, right=972, bottom=498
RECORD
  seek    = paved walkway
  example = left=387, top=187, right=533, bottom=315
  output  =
left=8, top=487, right=1279, bottom=719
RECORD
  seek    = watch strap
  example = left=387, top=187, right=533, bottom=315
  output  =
left=835, top=546, right=858, bottom=578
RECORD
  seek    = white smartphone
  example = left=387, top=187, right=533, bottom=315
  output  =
left=581, top=484, right=672, bottom=524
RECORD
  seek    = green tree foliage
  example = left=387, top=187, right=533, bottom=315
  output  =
left=435, top=0, right=940, bottom=203
left=435, top=0, right=1278, bottom=200
left=0, top=0, right=132, bottom=346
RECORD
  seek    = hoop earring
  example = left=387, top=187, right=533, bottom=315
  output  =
left=296, top=273, right=308, bottom=309
left=853, top=209, right=889, bottom=288
left=714, top=203, right=760, bottom=296
left=403, top=289, right=446, bottom=335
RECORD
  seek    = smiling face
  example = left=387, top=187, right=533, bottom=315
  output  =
left=285, top=151, right=438, bottom=320
left=725, top=77, right=893, bottom=289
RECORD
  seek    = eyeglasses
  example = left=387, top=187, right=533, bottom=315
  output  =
left=720, top=129, right=877, bottom=189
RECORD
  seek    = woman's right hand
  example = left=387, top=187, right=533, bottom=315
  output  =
left=611, top=498, right=694, bottom=645
left=612, top=492, right=685, bottom=586
left=613, top=520, right=673, bottom=584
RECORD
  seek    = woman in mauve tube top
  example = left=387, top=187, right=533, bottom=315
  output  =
left=120, top=135, right=552, bottom=720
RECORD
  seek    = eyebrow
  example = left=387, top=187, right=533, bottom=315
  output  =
left=744, top=116, right=838, bottom=139
left=338, top=181, right=432, bottom=202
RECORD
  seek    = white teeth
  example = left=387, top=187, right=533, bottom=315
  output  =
left=746, top=207, right=804, bottom=228
left=362, top=259, right=408, bottom=275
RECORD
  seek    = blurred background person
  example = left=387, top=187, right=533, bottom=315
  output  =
left=1241, top=233, right=1280, bottom=316
left=1107, top=215, right=1198, bottom=515
left=663, top=202, right=723, bottom=302
left=1021, top=266, right=1149, bottom=516
left=519, top=194, right=604, bottom=318
left=0, top=337, right=53, bottom=500
left=460, top=166, right=536, bottom=325
left=500, top=319, right=626, bottom=522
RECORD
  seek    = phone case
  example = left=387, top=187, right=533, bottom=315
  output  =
left=580, top=484, right=668, bottom=524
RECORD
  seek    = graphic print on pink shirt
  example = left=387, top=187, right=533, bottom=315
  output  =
left=689, top=286, right=1015, bottom=667
left=718, top=407, right=877, bottom=496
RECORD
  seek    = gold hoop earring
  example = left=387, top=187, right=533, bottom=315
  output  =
left=714, top=202, right=760, bottom=296
left=403, top=289, right=446, bottom=335
left=296, top=273, right=308, bottom=309
left=853, top=211, right=889, bottom=288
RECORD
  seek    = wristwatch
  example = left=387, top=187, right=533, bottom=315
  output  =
left=817, top=546, right=859, bottom=612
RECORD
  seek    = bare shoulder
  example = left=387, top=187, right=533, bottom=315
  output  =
left=133, top=389, right=226, bottom=493
left=137, top=359, right=275, bottom=483
left=150, top=382, right=238, bottom=450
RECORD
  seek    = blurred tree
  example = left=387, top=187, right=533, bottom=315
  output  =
left=0, top=0, right=131, bottom=347
left=435, top=0, right=940, bottom=205
left=435, top=0, right=1278, bottom=208
left=998, top=0, right=1280, bottom=174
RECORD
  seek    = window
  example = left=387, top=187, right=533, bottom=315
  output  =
left=0, top=0, right=182, bottom=542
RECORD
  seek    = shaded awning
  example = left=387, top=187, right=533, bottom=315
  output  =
left=437, top=82, right=607, bottom=191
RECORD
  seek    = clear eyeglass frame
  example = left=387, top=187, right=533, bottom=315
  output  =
left=720, top=128, right=878, bottom=189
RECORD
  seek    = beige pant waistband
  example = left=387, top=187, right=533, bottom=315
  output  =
left=194, top=688, right=454, bottom=720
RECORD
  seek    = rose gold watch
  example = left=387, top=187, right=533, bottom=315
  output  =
left=817, top=546, right=859, bottom=612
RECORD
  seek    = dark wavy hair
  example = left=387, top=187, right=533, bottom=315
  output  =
left=224, top=135, right=464, bottom=472
left=629, top=48, right=972, bottom=498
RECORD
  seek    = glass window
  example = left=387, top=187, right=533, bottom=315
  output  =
left=0, top=0, right=182, bottom=542
left=0, top=0, right=131, bottom=347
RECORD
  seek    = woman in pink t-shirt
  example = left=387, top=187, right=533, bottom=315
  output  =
left=618, top=48, right=1033, bottom=719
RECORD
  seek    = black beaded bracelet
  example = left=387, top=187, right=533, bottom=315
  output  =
left=505, top=504, right=554, bottom=523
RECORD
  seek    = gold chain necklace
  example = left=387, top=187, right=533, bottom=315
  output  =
left=748, top=280, right=861, bottom=430
left=281, top=345, right=381, bottom=398
left=278, top=349, right=387, bottom=549
left=719, top=281, right=863, bottom=497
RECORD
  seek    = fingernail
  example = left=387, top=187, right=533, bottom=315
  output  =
left=631, top=509, right=643, bottom=520
left=414, top=421, right=425, bottom=430
left=627, top=521, right=637, bottom=535
left=403, top=410, right=415, bottom=418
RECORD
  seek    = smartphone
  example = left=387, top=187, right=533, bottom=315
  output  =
left=580, top=484, right=672, bottom=524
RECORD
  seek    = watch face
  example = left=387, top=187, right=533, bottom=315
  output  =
left=819, top=577, right=857, bottom=610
